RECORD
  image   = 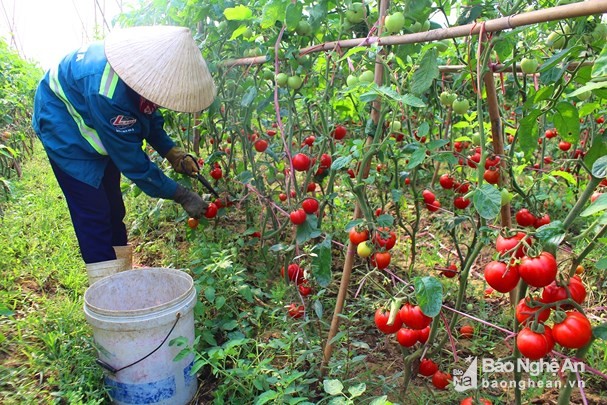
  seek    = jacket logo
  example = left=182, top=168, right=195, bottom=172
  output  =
left=111, top=115, right=137, bottom=129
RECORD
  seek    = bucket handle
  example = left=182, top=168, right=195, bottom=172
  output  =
left=95, top=312, right=182, bottom=374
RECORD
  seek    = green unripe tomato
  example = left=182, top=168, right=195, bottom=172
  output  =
left=452, top=99, right=470, bottom=115
left=346, top=74, right=359, bottom=87
left=287, top=75, right=304, bottom=90
left=410, top=21, right=422, bottom=33
left=296, top=21, right=312, bottom=36
left=242, top=27, right=253, bottom=39
left=346, top=3, right=365, bottom=24
left=262, top=69, right=274, bottom=81
left=500, top=189, right=513, bottom=206
left=471, top=132, right=481, bottom=146
left=275, top=73, right=289, bottom=87
left=389, top=121, right=402, bottom=132
left=384, top=12, right=405, bottom=34
left=520, top=58, right=539, bottom=74
left=435, top=40, right=449, bottom=52
left=359, top=70, right=375, bottom=83
left=439, top=91, right=457, bottom=106
left=547, top=31, right=565, bottom=49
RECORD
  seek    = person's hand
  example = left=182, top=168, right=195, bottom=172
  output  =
left=173, top=184, right=208, bottom=218
left=165, top=147, right=199, bottom=176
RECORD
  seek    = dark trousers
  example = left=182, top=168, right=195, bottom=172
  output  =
left=49, top=158, right=127, bottom=264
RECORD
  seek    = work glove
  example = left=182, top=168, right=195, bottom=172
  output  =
left=165, top=147, right=198, bottom=176
left=173, top=184, right=208, bottom=219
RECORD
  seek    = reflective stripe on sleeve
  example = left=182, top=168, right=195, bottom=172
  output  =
left=99, top=63, right=119, bottom=99
left=48, top=65, right=108, bottom=156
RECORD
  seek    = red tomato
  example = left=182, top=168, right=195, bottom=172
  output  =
left=292, top=153, right=311, bottom=171
left=460, top=325, right=474, bottom=338
left=298, top=281, right=313, bottom=297
left=517, top=325, right=554, bottom=360
left=485, top=155, right=501, bottom=169
left=597, top=116, right=605, bottom=124
left=374, top=227, right=397, bottom=250
left=301, top=198, right=319, bottom=214
left=558, top=141, right=572, bottom=151
left=266, top=129, right=277, bottom=136
left=347, top=168, right=356, bottom=178
left=302, top=135, right=315, bottom=147
left=396, top=327, right=420, bottom=347
left=454, top=196, right=471, bottom=210
left=533, top=214, right=551, bottom=228
left=287, top=303, right=304, bottom=318
left=483, top=168, right=500, bottom=185
left=461, top=398, right=492, bottom=405
left=319, top=153, right=332, bottom=169
left=515, top=208, right=536, bottom=227
left=483, top=261, right=520, bottom=293
left=254, top=139, right=268, bottom=152
left=545, top=128, right=557, bottom=139
left=519, top=252, right=558, bottom=288
left=374, top=308, right=403, bottom=334
left=515, top=297, right=551, bottom=325
left=204, top=202, right=218, bottom=218
left=399, top=303, right=432, bottom=330
left=349, top=227, right=369, bottom=245
left=552, top=311, right=593, bottom=349
left=422, top=189, right=436, bottom=204
left=426, top=200, right=441, bottom=212
left=210, top=167, right=223, bottom=180
left=418, top=358, right=439, bottom=376
left=467, top=152, right=481, bottom=168
left=289, top=209, right=307, bottom=225
left=417, top=326, right=430, bottom=343
left=332, top=125, right=347, bottom=140
left=442, top=263, right=458, bottom=278
left=454, top=182, right=470, bottom=194
left=432, top=371, right=452, bottom=390
left=439, top=173, right=454, bottom=189
left=279, top=193, right=287, bottom=202
left=495, top=231, right=530, bottom=258
left=281, top=263, right=305, bottom=284
left=371, top=251, right=391, bottom=269
left=541, top=276, right=586, bottom=306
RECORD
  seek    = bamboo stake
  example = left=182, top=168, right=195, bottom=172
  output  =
left=320, top=0, right=390, bottom=375
left=222, top=2, right=607, bottom=67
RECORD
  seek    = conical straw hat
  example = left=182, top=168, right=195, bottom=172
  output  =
left=105, top=25, right=216, bottom=113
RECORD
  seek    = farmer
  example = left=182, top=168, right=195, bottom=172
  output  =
left=32, top=25, right=216, bottom=284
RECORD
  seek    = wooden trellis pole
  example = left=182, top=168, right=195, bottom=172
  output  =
left=222, top=1, right=607, bottom=68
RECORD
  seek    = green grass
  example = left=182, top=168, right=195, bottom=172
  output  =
left=0, top=147, right=107, bottom=404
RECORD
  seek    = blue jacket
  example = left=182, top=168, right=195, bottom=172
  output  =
left=32, top=41, right=178, bottom=199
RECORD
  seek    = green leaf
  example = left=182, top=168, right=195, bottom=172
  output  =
left=348, top=383, right=366, bottom=398
left=204, top=287, right=216, bottom=303
left=311, top=237, right=332, bottom=288
left=591, top=155, right=607, bottom=178
left=410, top=48, right=439, bottom=95
left=417, top=122, right=430, bottom=138
left=517, top=111, right=542, bottom=158
left=369, top=396, right=390, bottom=405
left=578, top=102, right=600, bottom=117
left=323, top=379, right=344, bottom=396
left=580, top=193, right=607, bottom=217
left=553, top=102, right=579, bottom=143
left=331, top=155, right=352, bottom=171
left=533, top=85, right=555, bottom=104
left=400, top=94, right=426, bottom=108
left=255, top=390, right=278, bottom=405
left=296, top=215, right=322, bottom=244
left=583, top=136, right=607, bottom=169
left=261, top=0, right=288, bottom=28
left=406, top=147, right=427, bottom=169
left=376, top=214, right=394, bottom=227
left=566, top=81, right=607, bottom=98
left=237, top=170, right=255, bottom=184
left=593, top=323, right=607, bottom=340
left=592, top=42, right=607, bottom=78
left=596, top=257, right=607, bottom=270
left=224, top=5, right=254, bottom=20
left=241, top=86, right=258, bottom=107
left=229, top=25, right=250, bottom=40
left=534, top=221, right=566, bottom=245
left=473, top=184, right=502, bottom=219
left=414, top=276, right=443, bottom=317
left=285, top=2, right=303, bottom=31
left=549, top=170, right=576, bottom=185
left=313, top=299, right=323, bottom=319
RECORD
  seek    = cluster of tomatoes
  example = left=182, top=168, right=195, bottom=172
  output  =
left=349, top=225, right=397, bottom=270
left=289, top=198, right=319, bottom=225
left=437, top=173, right=472, bottom=210
left=281, top=263, right=313, bottom=319
left=483, top=209, right=592, bottom=360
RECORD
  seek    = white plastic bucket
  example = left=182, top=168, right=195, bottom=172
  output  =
left=84, top=268, right=198, bottom=405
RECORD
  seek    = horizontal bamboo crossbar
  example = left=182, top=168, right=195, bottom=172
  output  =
left=222, top=0, right=607, bottom=67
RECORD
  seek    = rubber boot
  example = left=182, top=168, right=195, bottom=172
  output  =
left=86, top=259, right=123, bottom=285
left=113, top=244, right=133, bottom=272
